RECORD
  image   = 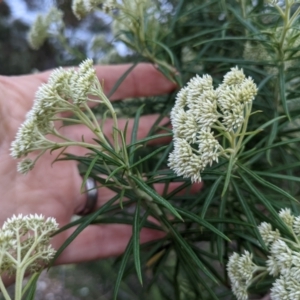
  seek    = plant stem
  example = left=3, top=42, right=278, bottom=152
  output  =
left=0, top=277, right=11, bottom=300
left=94, top=86, right=120, bottom=153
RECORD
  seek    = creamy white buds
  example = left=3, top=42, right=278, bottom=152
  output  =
left=11, top=59, right=99, bottom=173
left=168, top=67, right=257, bottom=182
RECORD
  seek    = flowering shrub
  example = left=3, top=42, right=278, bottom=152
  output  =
left=10, top=0, right=300, bottom=299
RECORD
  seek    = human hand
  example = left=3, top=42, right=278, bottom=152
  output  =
left=0, top=63, right=178, bottom=283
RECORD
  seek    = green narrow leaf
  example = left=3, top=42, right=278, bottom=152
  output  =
left=105, top=165, right=126, bottom=183
left=240, top=137, right=300, bottom=160
left=170, top=28, right=226, bottom=47
left=166, top=222, right=218, bottom=284
left=222, top=155, right=235, bottom=196
left=174, top=246, right=204, bottom=298
left=92, top=217, right=161, bottom=229
left=234, top=231, right=263, bottom=248
left=238, top=171, right=288, bottom=232
left=152, top=142, right=173, bottom=173
left=278, top=63, right=290, bottom=119
left=148, top=246, right=172, bottom=288
left=129, top=175, right=182, bottom=220
left=130, top=146, right=167, bottom=169
left=229, top=6, right=260, bottom=34
left=181, top=0, right=218, bottom=18
left=123, top=119, right=129, bottom=142
left=146, top=114, right=169, bottom=138
left=165, top=181, right=191, bottom=200
left=151, top=40, right=175, bottom=65
left=174, top=259, right=181, bottom=300
left=129, top=105, right=145, bottom=164
left=50, top=195, right=119, bottom=266
left=266, top=161, right=300, bottom=173
left=22, top=272, right=41, bottom=300
left=133, top=200, right=142, bottom=285
left=190, top=244, right=227, bottom=285
left=176, top=208, right=230, bottom=241
left=169, top=0, right=184, bottom=32
left=92, top=138, right=119, bottom=157
left=232, top=179, right=265, bottom=247
left=255, top=171, right=300, bottom=182
left=113, top=238, right=133, bottom=300
left=127, top=133, right=172, bottom=148
left=266, top=112, right=279, bottom=165
left=119, top=188, right=125, bottom=209
left=206, top=218, right=255, bottom=227
left=217, top=191, right=227, bottom=263
left=238, top=164, right=298, bottom=203
left=107, top=63, right=138, bottom=98
left=90, top=145, right=123, bottom=165
left=201, top=176, right=223, bottom=219
left=114, top=210, right=150, bottom=299
left=193, top=36, right=259, bottom=47
left=146, top=173, right=179, bottom=184
left=240, top=115, right=285, bottom=150
left=81, top=155, right=99, bottom=192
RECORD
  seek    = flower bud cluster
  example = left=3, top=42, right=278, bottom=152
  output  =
left=260, top=208, right=300, bottom=299
left=28, top=7, right=64, bottom=50
left=228, top=208, right=300, bottom=299
left=10, top=59, right=98, bottom=173
left=0, top=214, right=58, bottom=276
left=168, top=67, right=257, bottom=182
left=216, top=67, right=257, bottom=131
left=227, top=251, right=256, bottom=300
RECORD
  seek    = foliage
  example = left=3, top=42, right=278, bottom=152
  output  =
left=10, top=0, right=300, bottom=299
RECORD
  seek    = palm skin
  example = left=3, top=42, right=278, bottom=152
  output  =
left=0, top=63, right=177, bottom=284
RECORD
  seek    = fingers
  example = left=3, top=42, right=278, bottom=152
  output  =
left=94, top=63, right=177, bottom=100
left=55, top=224, right=165, bottom=264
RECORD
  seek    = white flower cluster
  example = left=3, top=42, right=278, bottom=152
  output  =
left=28, top=7, right=64, bottom=50
left=227, top=251, right=257, bottom=300
left=11, top=59, right=98, bottom=173
left=260, top=208, right=300, bottom=299
left=228, top=208, right=300, bottom=300
left=72, top=0, right=116, bottom=19
left=216, top=68, right=257, bottom=131
left=168, top=67, right=257, bottom=182
left=0, top=214, right=58, bottom=275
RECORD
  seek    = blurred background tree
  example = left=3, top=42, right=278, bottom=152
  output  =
left=0, top=0, right=115, bottom=75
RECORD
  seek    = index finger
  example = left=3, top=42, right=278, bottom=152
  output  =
left=95, top=63, right=177, bottom=100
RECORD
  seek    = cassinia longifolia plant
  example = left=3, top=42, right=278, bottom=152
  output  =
left=0, top=214, right=58, bottom=300
left=9, top=0, right=300, bottom=299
